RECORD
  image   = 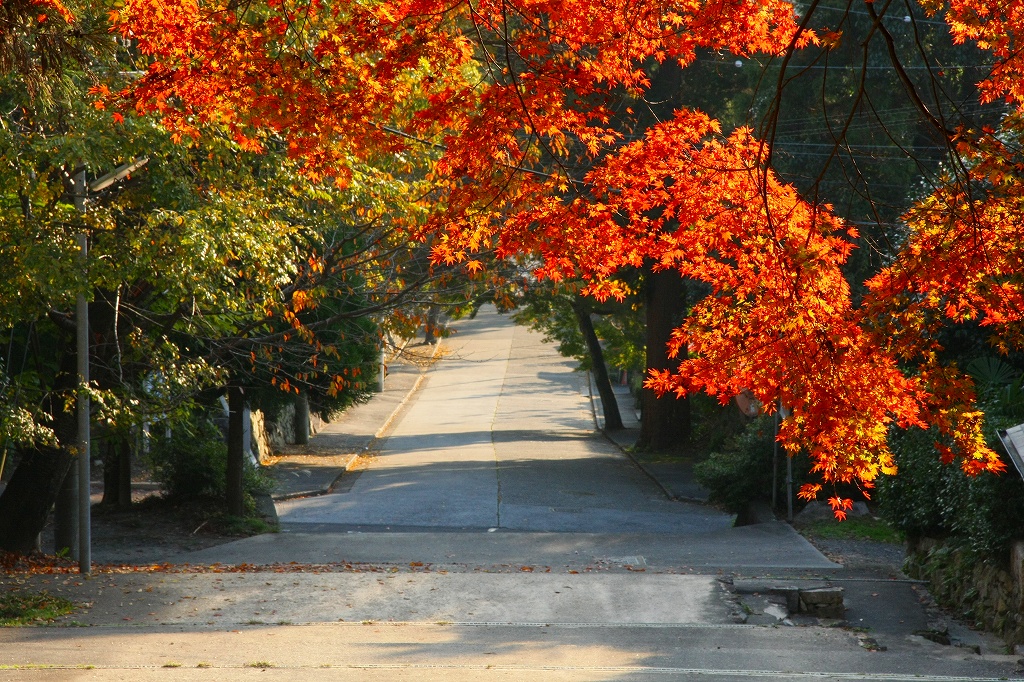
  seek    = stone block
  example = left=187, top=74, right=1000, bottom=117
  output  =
left=1012, top=541, right=1024, bottom=586
left=798, top=586, right=845, bottom=618
left=253, top=492, right=279, bottom=525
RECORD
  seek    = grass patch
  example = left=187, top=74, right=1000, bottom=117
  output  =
left=0, top=591, right=75, bottom=626
left=212, top=514, right=277, bottom=537
left=246, top=661, right=275, bottom=669
left=799, top=516, right=904, bottom=544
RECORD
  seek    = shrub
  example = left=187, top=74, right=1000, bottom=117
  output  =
left=690, top=392, right=751, bottom=458
left=694, top=414, right=809, bottom=514
left=147, top=418, right=273, bottom=514
left=879, top=400, right=1024, bottom=558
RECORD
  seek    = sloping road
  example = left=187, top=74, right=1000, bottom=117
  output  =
left=4, top=308, right=1020, bottom=680
left=276, top=307, right=736, bottom=535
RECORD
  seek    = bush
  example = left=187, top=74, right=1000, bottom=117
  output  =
left=694, top=414, right=810, bottom=515
left=879, top=404, right=1024, bottom=558
left=147, top=418, right=273, bottom=514
left=690, top=392, right=751, bottom=457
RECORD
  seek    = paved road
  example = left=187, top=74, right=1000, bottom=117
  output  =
left=197, top=307, right=837, bottom=577
left=4, top=308, right=1021, bottom=680
left=276, top=308, right=735, bottom=534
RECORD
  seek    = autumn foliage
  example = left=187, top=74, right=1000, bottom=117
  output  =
left=85, top=0, right=1024, bottom=515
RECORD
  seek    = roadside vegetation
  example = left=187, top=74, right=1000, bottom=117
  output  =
left=0, top=591, right=74, bottom=626
left=797, top=517, right=905, bottom=546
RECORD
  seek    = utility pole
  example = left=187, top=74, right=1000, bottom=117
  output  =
left=75, top=177, right=91, bottom=574
left=68, top=158, right=148, bottom=574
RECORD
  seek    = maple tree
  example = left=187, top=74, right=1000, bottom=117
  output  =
left=7, top=0, right=1024, bottom=520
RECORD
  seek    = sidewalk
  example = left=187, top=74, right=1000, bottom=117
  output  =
left=265, top=342, right=439, bottom=500
left=589, top=375, right=710, bottom=503
left=267, top=348, right=708, bottom=506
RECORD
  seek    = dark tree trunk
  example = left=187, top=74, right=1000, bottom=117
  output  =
left=293, top=393, right=310, bottom=446
left=53, top=464, right=78, bottom=556
left=0, top=443, right=74, bottom=553
left=570, top=299, right=624, bottom=430
left=0, top=345, right=79, bottom=553
left=102, top=439, right=118, bottom=506
left=637, top=266, right=691, bottom=451
left=226, top=386, right=245, bottom=517
left=117, top=437, right=132, bottom=509
left=101, top=436, right=133, bottom=509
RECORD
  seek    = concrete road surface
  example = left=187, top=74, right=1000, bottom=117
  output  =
left=3, top=308, right=1020, bottom=680
left=275, top=309, right=736, bottom=534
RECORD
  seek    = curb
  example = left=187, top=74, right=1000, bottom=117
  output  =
left=269, top=453, right=360, bottom=502
left=270, top=340, right=443, bottom=501
left=585, top=370, right=680, bottom=503
left=585, top=371, right=714, bottom=505
left=370, top=338, right=444, bottom=441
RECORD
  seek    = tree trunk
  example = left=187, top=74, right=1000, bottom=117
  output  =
left=102, top=437, right=133, bottom=509
left=0, top=347, right=79, bottom=553
left=53, top=464, right=78, bottom=556
left=293, top=393, right=310, bottom=446
left=636, top=266, right=691, bottom=451
left=424, top=303, right=441, bottom=344
left=0, top=443, right=74, bottom=553
left=571, top=298, right=624, bottom=430
left=117, top=437, right=132, bottom=509
left=102, top=438, right=118, bottom=506
left=226, top=386, right=245, bottom=517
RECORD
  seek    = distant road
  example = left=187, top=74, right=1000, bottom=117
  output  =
left=278, top=306, right=733, bottom=535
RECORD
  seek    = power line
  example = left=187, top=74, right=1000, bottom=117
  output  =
left=706, top=58, right=994, bottom=71
left=800, top=4, right=949, bottom=26
left=778, top=64, right=990, bottom=70
left=766, top=137, right=950, bottom=150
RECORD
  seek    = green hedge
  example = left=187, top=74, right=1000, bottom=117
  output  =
left=694, top=414, right=811, bottom=515
left=879, top=408, right=1024, bottom=558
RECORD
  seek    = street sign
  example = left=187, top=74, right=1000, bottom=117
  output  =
left=997, top=424, right=1024, bottom=481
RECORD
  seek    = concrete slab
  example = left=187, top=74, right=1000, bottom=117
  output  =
left=2, top=620, right=1019, bottom=681
left=183, top=526, right=838, bottom=571
left=23, top=571, right=730, bottom=627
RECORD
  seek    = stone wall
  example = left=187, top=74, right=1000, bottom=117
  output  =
left=248, top=409, right=275, bottom=465
left=906, top=537, right=1024, bottom=645
left=250, top=401, right=324, bottom=463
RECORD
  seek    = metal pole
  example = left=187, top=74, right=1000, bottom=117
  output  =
left=786, top=444, right=794, bottom=523
left=772, top=403, right=779, bottom=511
left=74, top=172, right=91, bottom=574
